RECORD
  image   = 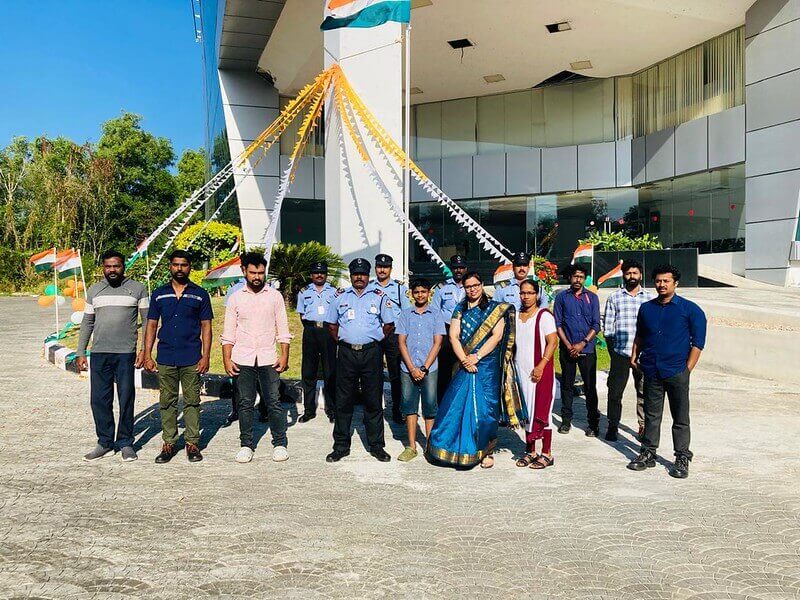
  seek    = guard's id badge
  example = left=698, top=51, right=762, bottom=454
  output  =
left=317, top=305, right=325, bottom=315
left=369, top=304, right=378, bottom=314
left=347, top=309, right=356, bottom=320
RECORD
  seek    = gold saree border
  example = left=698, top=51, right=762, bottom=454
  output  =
left=426, top=438, right=497, bottom=467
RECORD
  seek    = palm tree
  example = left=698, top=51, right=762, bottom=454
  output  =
left=268, top=242, right=346, bottom=306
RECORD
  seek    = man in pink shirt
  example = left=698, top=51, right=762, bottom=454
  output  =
left=221, top=252, right=292, bottom=464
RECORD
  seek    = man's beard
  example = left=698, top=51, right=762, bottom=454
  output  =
left=248, top=279, right=265, bottom=291
left=172, top=272, right=189, bottom=283
left=105, top=273, right=122, bottom=287
left=624, top=278, right=640, bottom=290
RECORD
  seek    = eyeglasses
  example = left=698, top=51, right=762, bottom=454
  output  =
left=464, top=283, right=482, bottom=291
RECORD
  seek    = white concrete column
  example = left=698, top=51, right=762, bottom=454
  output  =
left=324, top=24, right=404, bottom=275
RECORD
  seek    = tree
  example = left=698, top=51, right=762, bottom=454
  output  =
left=0, top=137, right=32, bottom=249
left=268, top=242, right=346, bottom=305
left=95, top=112, right=178, bottom=249
left=174, top=220, right=241, bottom=267
left=175, top=148, right=207, bottom=202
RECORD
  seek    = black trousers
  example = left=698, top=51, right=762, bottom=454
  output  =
left=437, top=327, right=455, bottom=401
left=300, top=323, right=336, bottom=417
left=237, top=363, right=286, bottom=449
left=230, top=376, right=266, bottom=420
left=89, top=352, right=136, bottom=449
left=641, top=369, right=692, bottom=459
left=379, top=333, right=402, bottom=420
left=559, top=346, right=599, bottom=429
left=333, top=344, right=385, bottom=453
left=606, top=349, right=645, bottom=429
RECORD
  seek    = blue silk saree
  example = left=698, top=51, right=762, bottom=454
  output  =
left=426, top=300, right=526, bottom=467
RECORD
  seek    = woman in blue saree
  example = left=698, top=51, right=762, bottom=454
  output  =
left=426, top=272, right=525, bottom=469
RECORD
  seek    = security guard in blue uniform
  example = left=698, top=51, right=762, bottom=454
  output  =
left=297, top=262, right=339, bottom=423
left=430, top=254, right=468, bottom=398
left=367, top=253, right=410, bottom=424
left=493, top=251, right=550, bottom=309
left=325, top=258, right=395, bottom=463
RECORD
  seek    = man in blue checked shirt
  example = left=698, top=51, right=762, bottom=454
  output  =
left=395, top=278, right=446, bottom=462
left=324, top=258, right=395, bottom=464
left=367, top=253, right=411, bottom=424
left=296, top=261, right=339, bottom=424
left=602, top=260, right=655, bottom=442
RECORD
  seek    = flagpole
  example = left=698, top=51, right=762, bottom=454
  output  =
left=77, top=249, right=88, bottom=300
left=402, top=22, right=412, bottom=283
left=52, top=246, right=59, bottom=333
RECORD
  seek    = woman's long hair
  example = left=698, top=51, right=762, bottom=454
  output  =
left=461, top=271, right=490, bottom=311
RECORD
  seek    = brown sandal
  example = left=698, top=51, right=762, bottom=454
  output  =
left=530, top=455, right=554, bottom=469
left=515, top=453, right=538, bottom=467
left=480, top=455, right=495, bottom=469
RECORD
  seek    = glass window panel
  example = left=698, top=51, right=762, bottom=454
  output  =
left=533, top=195, right=558, bottom=260
left=671, top=173, right=712, bottom=253
left=504, top=91, right=533, bottom=151
left=414, top=102, right=442, bottom=160
left=477, top=95, right=505, bottom=155
left=479, top=196, right=528, bottom=258
left=441, top=98, right=477, bottom=158
left=572, top=80, right=605, bottom=144
left=710, top=165, right=745, bottom=252
left=543, top=84, right=574, bottom=147
left=531, top=88, right=545, bottom=147
left=280, top=199, right=325, bottom=245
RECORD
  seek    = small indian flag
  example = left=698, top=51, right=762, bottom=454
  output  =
left=321, top=0, right=410, bottom=31
left=55, top=250, right=83, bottom=278
left=493, top=263, right=513, bottom=286
left=204, top=256, right=244, bottom=289
left=125, top=238, right=150, bottom=269
left=571, top=243, right=593, bottom=265
left=598, top=261, right=624, bottom=288
left=30, top=248, right=57, bottom=273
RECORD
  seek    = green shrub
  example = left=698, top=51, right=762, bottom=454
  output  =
left=579, top=231, right=663, bottom=251
left=268, top=242, right=346, bottom=306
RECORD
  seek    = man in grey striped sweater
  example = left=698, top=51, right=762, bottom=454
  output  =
left=76, top=250, right=149, bottom=462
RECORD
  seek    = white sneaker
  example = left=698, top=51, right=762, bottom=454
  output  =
left=235, top=447, right=254, bottom=463
left=272, top=446, right=289, bottom=462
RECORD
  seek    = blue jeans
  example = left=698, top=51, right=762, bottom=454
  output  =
left=400, top=370, right=438, bottom=419
left=89, top=352, right=136, bottom=449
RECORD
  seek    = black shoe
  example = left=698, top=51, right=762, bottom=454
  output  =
left=557, top=422, right=571, bottom=434
left=155, top=443, right=175, bottom=464
left=669, top=455, right=690, bottom=479
left=370, top=448, right=391, bottom=462
left=325, top=413, right=335, bottom=423
left=186, top=443, right=203, bottom=463
left=604, top=427, right=618, bottom=442
left=627, top=450, right=656, bottom=471
left=326, top=450, right=349, bottom=463
left=299, top=413, right=316, bottom=423
left=585, top=427, right=599, bottom=438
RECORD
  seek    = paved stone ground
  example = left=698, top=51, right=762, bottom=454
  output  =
left=1, top=296, right=799, bottom=599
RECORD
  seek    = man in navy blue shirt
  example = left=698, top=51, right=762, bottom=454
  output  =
left=143, top=250, right=213, bottom=464
left=553, top=264, right=601, bottom=436
left=628, top=264, right=706, bottom=479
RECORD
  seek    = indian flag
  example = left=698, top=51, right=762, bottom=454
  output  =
left=571, top=243, right=593, bottom=265
left=204, top=257, right=244, bottom=289
left=125, top=238, right=149, bottom=269
left=493, top=263, right=513, bottom=285
left=321, top=0, right=410, bottom=31
left=30, top=248, right=57, bottom=273
left=55, top=250, right=82, bottom=278
left=598, top=261, right=624, bottom=288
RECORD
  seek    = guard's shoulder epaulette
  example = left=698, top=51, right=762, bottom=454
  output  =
left=433, top=281, right=445, bottom=291
left=496, top=280, right=510, bottom=289
left=335, top=287, right=346, bottom=296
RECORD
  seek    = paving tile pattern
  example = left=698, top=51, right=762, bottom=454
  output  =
left=1, top=297, right=799, bottom=599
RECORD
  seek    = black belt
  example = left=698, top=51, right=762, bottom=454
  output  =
left=302, top=320, right=326, bottom=329
left=338, top=340, right=377, bottom=351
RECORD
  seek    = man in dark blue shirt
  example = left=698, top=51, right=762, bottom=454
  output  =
left=553, top=264, right=601, bottom=436
left=628, top=264, right=706, bottom=479
left=144, top=250, right=213, bottom=464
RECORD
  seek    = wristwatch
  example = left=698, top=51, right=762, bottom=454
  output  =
left=420, top=366, right=429, bottom=374
left=583, top=338, right=591, bottom=344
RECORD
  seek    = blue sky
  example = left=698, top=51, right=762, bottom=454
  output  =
left=0, top=0, right=204, bottom=157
